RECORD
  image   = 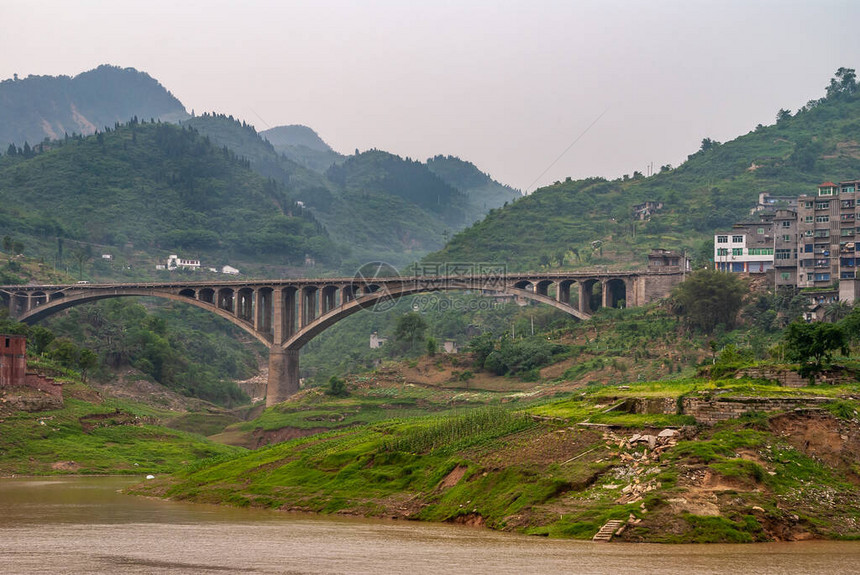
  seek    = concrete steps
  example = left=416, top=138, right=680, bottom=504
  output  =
left=592, top=519, right=625, bottom=542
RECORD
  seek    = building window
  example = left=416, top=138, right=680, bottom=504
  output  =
left=842, top=228, right=855, bottom=236
left=780, top=221, right=790, bottom=228
left=748, top=248, right=774, bottom=256
left=732, top=235, right=744, bottom=243
left=782, top=235, right=791, bottom=242
left=732, top=248, right=743, bottom=256
left=842, top=186, right=856, bottom=194
left=814, top=230, right=830, bottom=238
left=804, top=215, right=813, bottom=222
left=780, top=272, right=791, bottom=281
left=716, top=248, right=729, bottom=256
left=815, top=215, right=830, bottom=223
left=815, top=273, right=831, bottom=281
left=758, top=227, right=765, bottom=234
left=842, top=271, right=856, bottom=279
left=819, top=187, right=835, bottom=196
left=815, top=202, right=830, bottom=209
left=775, top=249, right=792, bottom=260
left=716, top=235, right=728, bottom=244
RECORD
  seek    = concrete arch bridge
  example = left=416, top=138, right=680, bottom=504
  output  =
left=1, top=268, right=682, bottom=406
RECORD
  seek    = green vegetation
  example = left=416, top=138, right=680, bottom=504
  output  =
left=426, top=68, right=860, bottom=272
left=0, top=119, right=337, bottom=271
left=0, top=386, right=242, bottom=476
left=671, top=269, right=746, bottom=333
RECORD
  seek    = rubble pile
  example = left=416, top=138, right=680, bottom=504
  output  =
left=602, top=428, right=681, bottom=505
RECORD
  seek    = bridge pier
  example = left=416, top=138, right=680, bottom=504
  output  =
left=266, top=347, right=300, bottom=406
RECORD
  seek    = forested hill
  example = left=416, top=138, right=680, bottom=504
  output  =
left=426, top=68, right=860, bottom=272
left=425, top=155, right=521, bottom=221
left=0, top=65, right=188, bottom=148
left=0, top=119, right=337, bottom=273
left=184, top=115, right=522, bottom=269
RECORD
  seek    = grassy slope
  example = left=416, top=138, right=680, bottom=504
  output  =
left=426, top=93, right=860, bottom=271
left=0, top=379, right=243, bottom=476
left=133, top=381, right=860, bottom=542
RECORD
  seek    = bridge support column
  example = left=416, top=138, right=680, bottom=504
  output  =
left=266, top=347, right=300, bottom=406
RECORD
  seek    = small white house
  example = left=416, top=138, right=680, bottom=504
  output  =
left=370, top=332, right=387, bottom=349
left=222, top=265, right=240, bottom=275
left=443, top=340, right=458, bottom=354
left=155, top=264, right=166, bottom=271
left=101, top=254, right=113, bottom=261
left=167, top=254, right=201, bottom=271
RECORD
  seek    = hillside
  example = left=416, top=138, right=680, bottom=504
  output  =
left=427, top=69, right=860, bottom=271
left=261, top=124, right=344, bottom=173
left=0, top=119, right=337, bottom=276
left=426, top=155, right=521, bottom=221
left=0, top=65, right=188, bottom=148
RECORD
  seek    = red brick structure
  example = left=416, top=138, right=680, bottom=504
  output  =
left=0, top=334, right=63, bottom=404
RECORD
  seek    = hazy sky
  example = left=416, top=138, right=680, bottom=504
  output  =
left=2, top=0, right=859, bottom=191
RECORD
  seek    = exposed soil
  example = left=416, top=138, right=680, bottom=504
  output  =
left=769, top=409, right=860, bottom=476
left=88, top=368, right=212, bottom=412
left=250, top=426, right=335, bottom=449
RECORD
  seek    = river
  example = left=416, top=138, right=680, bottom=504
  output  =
left=1, top=476, right=859, bottom=574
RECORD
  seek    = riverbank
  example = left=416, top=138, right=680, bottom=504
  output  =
left=7, top=477, right=860, bottom=574
left=130, top=396, right=860, bottom=543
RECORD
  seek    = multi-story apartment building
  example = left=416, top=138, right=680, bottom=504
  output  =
left=715, top=180, right=860, bottom=303
left=714, top=220, right=774, bottom=273
left=773, top=208, right=798, bottom=288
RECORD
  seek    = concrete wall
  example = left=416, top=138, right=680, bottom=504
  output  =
left=611, top=393, right=834, bottom=426
left=681, top=396, right=832, bottom=425
left=0, top=333, right=63, bottom=407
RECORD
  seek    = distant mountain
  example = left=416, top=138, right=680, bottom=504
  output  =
left=0, top=65, right=188, bottom=148
left=425, top=155, right=521, bottom=221
left=426, top=69, right=860, bottom=272
left=261, top=125, right=344, bottom=173
left=186, top=116, right=520, bottom=268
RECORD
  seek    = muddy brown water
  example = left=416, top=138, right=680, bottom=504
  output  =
left=1, top=476, right=860, bottom=574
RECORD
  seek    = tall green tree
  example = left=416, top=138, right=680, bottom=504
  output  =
left=393, top=312, right=428, bottom=353
left=784, top=321, right=848, bottom=377
left=671, top=269, right=746, bottom=334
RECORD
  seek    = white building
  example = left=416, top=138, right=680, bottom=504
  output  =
left=166, top=254, right=201, bottom=271
left=370, top=332, right=387, bottom=349
left=222, top=265, right=240, bottom=275
left=714, top=223, right=774, bottom=273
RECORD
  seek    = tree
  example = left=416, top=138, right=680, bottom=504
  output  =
left=426, top=336, right=438, bottom=356
left=325, top=376, right=348, bottom=397
left=776, top=108, right=792, bottom=123
left=784, top=321, right=848, bottom=377
left=700, top=138, right=719, bottom=152
left=825, top=67, right=857, bottom=99
left=28, top=326, right=55, bottom=356
left=77, top=348, right=98, bottom=382
left=823, top=301, right=852, bottom=323
left=671, top=269, right=747, bottom=333
left=393, top=312, right=427, bottom=353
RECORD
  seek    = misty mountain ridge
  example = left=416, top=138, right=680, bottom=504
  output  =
left=0, top=65, right=188, bottom=148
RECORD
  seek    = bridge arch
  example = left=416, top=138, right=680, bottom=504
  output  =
left=282, top=283, right=589, bottom=351
left=12, top=288, right=273, bottom=347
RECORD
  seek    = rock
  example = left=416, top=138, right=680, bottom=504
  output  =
left=752, top=506, right=765, bottom=512
left=145, top=475, right=155, bottom=480
left=657, top=429, right=679, bottom=438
